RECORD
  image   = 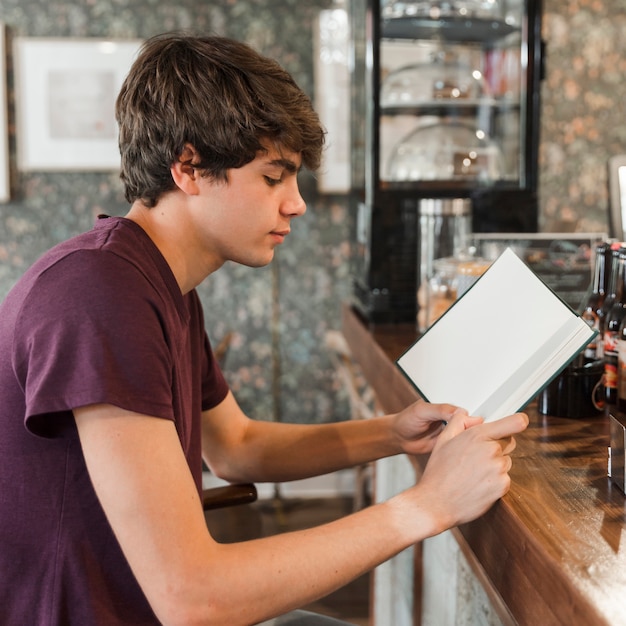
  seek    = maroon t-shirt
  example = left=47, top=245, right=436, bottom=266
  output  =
left=0, top=216, right=229, bottom=624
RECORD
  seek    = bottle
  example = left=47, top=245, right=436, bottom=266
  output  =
left=618, top=314, right=626, bottom=412
left=582, top=242, right=609, bottom=363
left=603, top=246, right=626, bottom=407
left=598, top=242, right=622, bottom=359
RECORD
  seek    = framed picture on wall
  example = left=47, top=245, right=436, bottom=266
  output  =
left=0, top=23, right=10, bottom=201
left=609, top=154, right=626, bottom=241
left=14, top=37, right=143, bottom=171
left=313, top=8, right=351, bottom=194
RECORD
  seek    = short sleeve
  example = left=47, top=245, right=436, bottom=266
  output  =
left=13, top=250, right=182, bottom=437
left=201, top=332, right=229, bottom=411
left=184, top=289, right=230, bottom=411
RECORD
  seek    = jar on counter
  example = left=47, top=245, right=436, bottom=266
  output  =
left=418, top=255, right=491, bottom=332
left=418, top=256, right=460, bottom=332
left=456, top=257, right=491, bottom=297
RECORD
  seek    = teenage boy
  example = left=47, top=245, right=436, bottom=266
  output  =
left=0, top=32, right=528, bottom=625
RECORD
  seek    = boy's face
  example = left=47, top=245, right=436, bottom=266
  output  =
left=193, top=143, right=306, bottom=269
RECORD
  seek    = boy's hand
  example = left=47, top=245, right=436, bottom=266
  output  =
left=406, top=410, right=529, bottom=535
left=392, top=400, right=478, bottom=456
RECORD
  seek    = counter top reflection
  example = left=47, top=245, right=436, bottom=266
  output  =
left=342, top=304, right=626, bottom=626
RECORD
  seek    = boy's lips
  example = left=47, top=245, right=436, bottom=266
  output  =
left=270, top=229, right=290, bottom=244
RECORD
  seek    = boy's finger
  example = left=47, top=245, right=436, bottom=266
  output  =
left=482, top=413, right=529, bottom=439
left=436, top=408, right=473, bottom=444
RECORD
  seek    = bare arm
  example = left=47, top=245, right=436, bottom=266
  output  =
left=74, top=403, right=527, bottom=626
left=201, top=390, right=459, bottom=484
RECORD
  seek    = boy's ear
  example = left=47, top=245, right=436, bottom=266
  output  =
left=170, top=144, right=201, bottom=195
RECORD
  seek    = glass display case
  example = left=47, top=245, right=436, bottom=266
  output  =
left=349, top=0, right=544, bottom=323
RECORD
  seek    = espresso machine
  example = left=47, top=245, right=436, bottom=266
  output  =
left=349, top=0, right=544, bottom=323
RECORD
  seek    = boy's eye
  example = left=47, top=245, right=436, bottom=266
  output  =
left=264, top=176, right=282, bottom=186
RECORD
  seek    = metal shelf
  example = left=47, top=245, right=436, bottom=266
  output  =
left=381, top=98, right=520, bottom=117
left=382, top=16, right=519, bottom=43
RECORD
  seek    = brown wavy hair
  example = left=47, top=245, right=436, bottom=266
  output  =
left=116, top=32, right=326, bottom=207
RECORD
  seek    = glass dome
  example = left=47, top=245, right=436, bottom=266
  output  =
left=386, top=119, right=504, bottom=182
left=381, top=50, right=489, bottom=108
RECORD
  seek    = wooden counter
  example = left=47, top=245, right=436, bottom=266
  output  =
left=342, top=304, right=626, bottom=626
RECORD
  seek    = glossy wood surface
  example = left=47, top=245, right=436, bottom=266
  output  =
left=342, top=304, right=626, bottom=626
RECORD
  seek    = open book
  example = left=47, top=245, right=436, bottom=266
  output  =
left=396, top=247, right=597, bottom=422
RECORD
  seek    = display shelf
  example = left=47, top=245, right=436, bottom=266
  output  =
left=382, top=16, right=519, bottom=43
left=380, top=98, right=519, bottom=117
left=348, top=0, right=542, bottom=323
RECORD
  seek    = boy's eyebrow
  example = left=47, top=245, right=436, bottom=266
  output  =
left=266, top=157, right=301, bottom=173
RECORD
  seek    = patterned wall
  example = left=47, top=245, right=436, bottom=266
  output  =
left=540, top=0, right=626, bottom=233
left=0, top=0, right=624, bottom=425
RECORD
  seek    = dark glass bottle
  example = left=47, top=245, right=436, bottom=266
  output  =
left=618, top=314, right=626, bottom=412
left=603, top=246, right=626, bottom=407
left=582, top=242, right=609, bottom=363
left=598, top=243, right=622, bottom=359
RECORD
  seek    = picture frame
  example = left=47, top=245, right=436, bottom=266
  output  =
left=14, top=37, right=143, bottom=171
left=0, top=23, right=10, bottom=201
left=609, top=154, right=626, bottom=241
left=313, top=8, right=351, bottom=193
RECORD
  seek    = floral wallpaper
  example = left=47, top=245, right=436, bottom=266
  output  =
left=0, top=0, right=624, bottom=425
left=540, top=0, right=626, bottom=233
